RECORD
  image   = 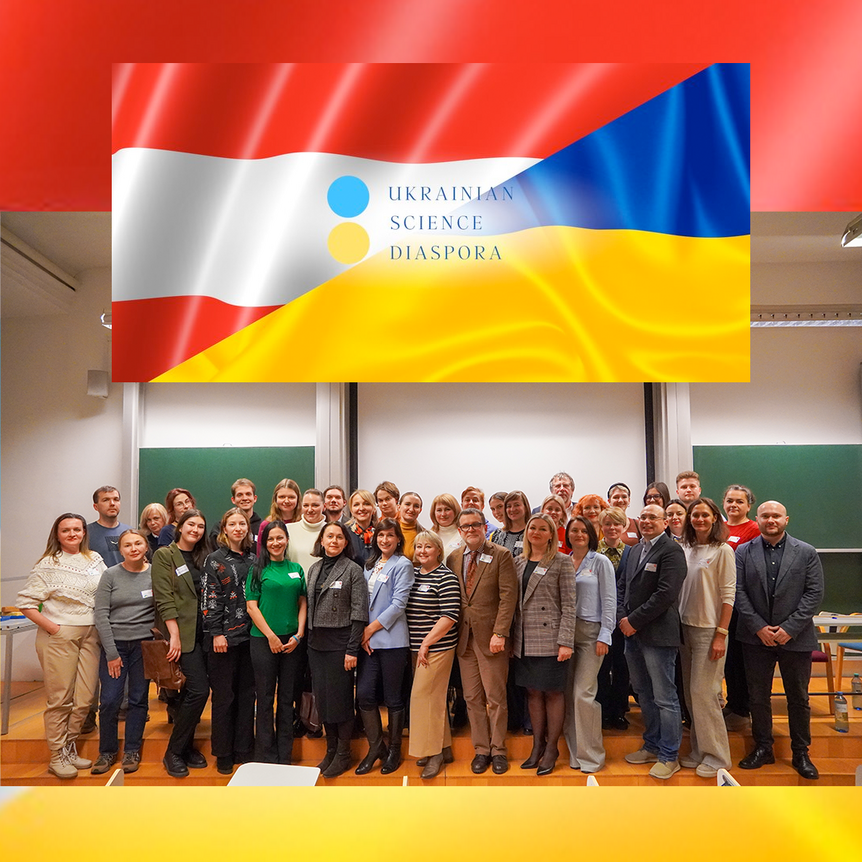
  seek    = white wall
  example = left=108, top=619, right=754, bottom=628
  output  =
left=752, top=260, right=860, bottom=305
left=357, top=382, right=648, bottom=521
left=140, top=382, right=317, bottom=448
left=1, top=267, right=122, bottom=681
left=691, top=327, right=862, bottom=445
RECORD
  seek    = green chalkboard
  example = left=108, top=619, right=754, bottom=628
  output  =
left=694, top=444, right=862, bottom=612
left=138, top=447, right=315, bottom=529
left=693, top=444, right=862, bottom=549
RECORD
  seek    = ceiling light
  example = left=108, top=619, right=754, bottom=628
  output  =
left=841, top=213, right=862, bottom=247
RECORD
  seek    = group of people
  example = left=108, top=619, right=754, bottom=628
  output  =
left=16, top=469, right=825, bottom=782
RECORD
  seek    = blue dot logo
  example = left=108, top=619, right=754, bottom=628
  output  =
left=327, top=176, right=369, bottom=218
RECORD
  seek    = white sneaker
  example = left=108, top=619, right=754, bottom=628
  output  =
left=48, top=749, right=78, bottom=779
left=695, top=763, right=719, bottom=778
left=679, top=756, right=700, bottom=769
left=64, top=740, right=92, bottom=769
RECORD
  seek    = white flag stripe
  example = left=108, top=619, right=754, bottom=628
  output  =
left=112, top=150, right=538, bottom=308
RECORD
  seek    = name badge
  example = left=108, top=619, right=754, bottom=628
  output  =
left=418, top=583, right=432, bottom=592
left=289, top=573, right=301, bottom=579
left=378, top=573, right=389, bottom=583
left=176, top=564, right=189, bottom=576
left=535, top=567, right=548, bottom=576
left=141, top=589, right=153, bottom=598
left=728, top=535, right=740, bottom=543
left=330, top=580, right=343, bottom=589
left=479, top=553, right=493, bottom=563
left=645, top=562, right=657, bottom=572
left=627, top=532, right=638, bottom=538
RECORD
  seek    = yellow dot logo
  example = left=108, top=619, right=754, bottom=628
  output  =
left=327, top=222, right=370, bottom=264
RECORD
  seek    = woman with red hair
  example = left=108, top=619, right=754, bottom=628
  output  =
left=574, top=495, right=609, bottom=540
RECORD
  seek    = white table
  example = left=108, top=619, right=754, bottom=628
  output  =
left=1, top=620, right=37, bottom=735
left=813, top=614, right=862, bottom=643
left=227, top=762, right=320, bottom=786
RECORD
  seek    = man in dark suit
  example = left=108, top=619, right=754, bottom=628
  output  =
left=446, top=508, right=518, bottom=775
left=734, top=501, right=823, bottom=780
left=618, top=504, right=687, bottom=779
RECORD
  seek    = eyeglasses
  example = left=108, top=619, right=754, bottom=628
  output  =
left=459, top=523, right=484, bottom=531
left=638, top=514, right=665, bottom=521
left=644, top=494, right=662, bottom=502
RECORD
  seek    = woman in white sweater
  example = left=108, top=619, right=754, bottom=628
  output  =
left=17, top=513, right=107, bottom=779
left=679, top=497, right=736, bottom=778
left=286, top=489, right=328, bottom=573
left=430, top=493, right=463, bottom=559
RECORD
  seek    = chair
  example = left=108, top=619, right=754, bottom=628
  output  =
left=227, top=762, right=320, bottom=786
left=716, top=768, right=740, bottom=786
left=814, top=612, right=843, bottom=714
left=105, top=768, right=124, bottom=787
left=834, top=613, right=862, bottom=692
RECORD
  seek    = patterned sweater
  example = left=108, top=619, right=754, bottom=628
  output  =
left=17, top=551, right=107, bottom=625
left=201, top=546, right=256, bottom=646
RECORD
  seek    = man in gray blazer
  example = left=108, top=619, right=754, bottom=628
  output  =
left=618, top=504, right=687, bottom=779
left=735, top=501, right=823, bottom=780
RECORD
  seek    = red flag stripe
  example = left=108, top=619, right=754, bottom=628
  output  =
left=111, top=63, right=707, bottom=163
left=111, top=296, right=280, bottom=383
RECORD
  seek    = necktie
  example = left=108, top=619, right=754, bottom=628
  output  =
left=466, top=550, right=478, bottom=594
left=639, top=540, right=650, bottom=565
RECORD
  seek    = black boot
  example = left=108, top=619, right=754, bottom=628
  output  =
left=322, top=737, right=352, bottom=778
left=317, top=723, right=338, bottom=772
left=380, top=708, right=405, bottom=775
left=355, top=708, right=387, bottom=775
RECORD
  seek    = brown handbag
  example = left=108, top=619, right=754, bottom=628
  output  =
left=299, top=690, right=321, bottom=734
left=141, top=627, right=185, bottom=690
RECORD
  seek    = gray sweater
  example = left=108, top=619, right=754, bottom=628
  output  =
left=94, top=563, right=155, bottom=661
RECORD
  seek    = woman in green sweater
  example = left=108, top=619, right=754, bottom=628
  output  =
left=246, top=520, right=307, bottom=764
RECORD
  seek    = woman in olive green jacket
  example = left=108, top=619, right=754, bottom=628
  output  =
left=151, top=508, right=212, bottom=778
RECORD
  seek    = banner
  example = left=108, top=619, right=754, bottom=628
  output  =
left=112, top=63, right=750, bottom=382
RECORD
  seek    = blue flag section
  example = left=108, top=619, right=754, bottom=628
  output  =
left=468, top=64, right=750, bottom=239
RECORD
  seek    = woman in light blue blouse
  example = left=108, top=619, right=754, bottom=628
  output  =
left=563, top=515, right=616, bottom=773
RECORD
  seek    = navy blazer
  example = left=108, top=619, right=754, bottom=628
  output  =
left=734, top=533, right=823, bottom=652
left=365, top=554, right=415, bottom=649
left=618, top=533, right=686, bottom=647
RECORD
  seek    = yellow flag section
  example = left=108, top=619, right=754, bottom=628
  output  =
left=0, top=787, right=855, bottom=862
left=155, top=226, right=750, bottom=382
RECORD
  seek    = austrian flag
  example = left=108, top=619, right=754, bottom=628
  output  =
left=111, top=63, right=750, bottom=383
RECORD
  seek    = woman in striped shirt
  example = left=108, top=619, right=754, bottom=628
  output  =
left=406, top=531, right=460, bottom=779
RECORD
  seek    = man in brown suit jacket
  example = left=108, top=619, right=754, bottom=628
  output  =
left=446, top=508, right=518, bottom=774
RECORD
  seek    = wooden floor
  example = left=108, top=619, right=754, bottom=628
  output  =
left=2, top=678, right=860, bottom=786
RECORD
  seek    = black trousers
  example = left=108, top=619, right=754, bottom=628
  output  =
left=207, top=639, right=256, bottom=758
left=250, top=636, right=303, bottom=763
left=723, top=608, right=749, bottom=715
left=168, top=643, right=210, bottom=756
left=742, top=641, right=812, bottom=754
left=356, top=647, right=409, bottom=710
left=597, top=626, right=630, bottom=719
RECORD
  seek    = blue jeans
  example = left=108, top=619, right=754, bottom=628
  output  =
left=98, top=640, right=150, bottom=755
left=624, top=637, right=681, bottom=762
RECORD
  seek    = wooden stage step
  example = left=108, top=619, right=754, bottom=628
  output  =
left=3, top=682, right=860, bottom=786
